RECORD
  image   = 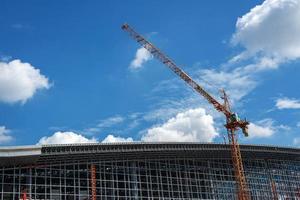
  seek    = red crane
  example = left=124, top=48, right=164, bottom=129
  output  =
left=122, top=23, right=251, bottom=200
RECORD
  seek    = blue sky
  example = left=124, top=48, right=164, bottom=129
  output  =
left=0, top=0, right=300, bottom=147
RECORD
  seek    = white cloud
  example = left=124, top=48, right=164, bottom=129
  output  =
left=232, top=0, right=300, bottom=67
left=37, top=131, right=97, bottom=145
left=191, top=0, right=300, bottom=108
left=141, top=108, right=218, bottom=142
left=297, top=122, right=300, bottom=127
left=0, top=126, right=13, bottom=144
left=97, top=116, right=124, bottom=128
left=0, top=59, right=50, bottom=104
left=102, top=134, right=133, bottom=143
left=275, top=97, right=300, bottom=109
left=129, top=47, right=152, bottom=69
left=248, top=119, right=275, bottom=138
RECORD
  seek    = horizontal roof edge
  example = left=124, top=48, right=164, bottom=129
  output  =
left=39, top=142, right=300, bottom=151
left=0, top=145, right=41, bottom=157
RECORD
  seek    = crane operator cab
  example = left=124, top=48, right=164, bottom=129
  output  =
left=229, top=113, right=249, bottom=137
left=230, top=113, right=240, bottom=123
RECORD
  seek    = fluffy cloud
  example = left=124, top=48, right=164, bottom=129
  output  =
left=102, top=134, right=133, bottom=143
left=142, top=108, right=218, bottom=142
left=194, top=0, right=300, bottom=105
left=275, top=97, right=300, bottom=109
left=0, top=126, right=13, bottom=144
left=0, top=60, right=50, bottom=103
left=247, top=119, right=280, bottom=138
left=37, top=131, right=134, bottom=145
left=232, top=0, right=300, bottom=67
left=197, top=0, right=300, bottom=107
left=37, top=131, right=97, bottom=145
left=129, top=47, right=152, bottom=69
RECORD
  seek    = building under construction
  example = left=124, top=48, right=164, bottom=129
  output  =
left=1, top=24, right=298, bottom=200
left=0, top=143, right=299, bottom=199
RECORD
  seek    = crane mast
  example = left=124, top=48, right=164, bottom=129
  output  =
left=122, top=23, right=250, bottom=200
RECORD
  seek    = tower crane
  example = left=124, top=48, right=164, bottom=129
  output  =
left=122, top=23, right=251, bottom=200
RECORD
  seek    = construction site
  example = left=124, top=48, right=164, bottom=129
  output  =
left=0, top=24, right=299, bottom=199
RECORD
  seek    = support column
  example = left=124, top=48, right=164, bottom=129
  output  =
left=90, top=164, right=96, bottom=200
left=130, top=161, right=138, bottom=200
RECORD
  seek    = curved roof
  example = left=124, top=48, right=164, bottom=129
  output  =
left=0, top=143, right=299, bottom=167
